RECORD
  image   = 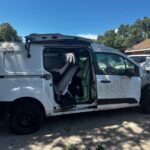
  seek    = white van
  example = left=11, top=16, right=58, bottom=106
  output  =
left=0, top=34, right=150, bottom=134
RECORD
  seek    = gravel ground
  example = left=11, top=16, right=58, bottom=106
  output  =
left=0, top=107, right=150, bottom=150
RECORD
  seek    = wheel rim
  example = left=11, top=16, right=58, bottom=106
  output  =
left=18, top=112, right=35, bottom=127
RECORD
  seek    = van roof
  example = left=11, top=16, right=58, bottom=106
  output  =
left=25, top=33, right=93, bottom=45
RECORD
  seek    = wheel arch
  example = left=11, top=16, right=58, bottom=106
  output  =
left=140, top=84, right=150, bottom=104
left=9, top=97, right=46, bottom=117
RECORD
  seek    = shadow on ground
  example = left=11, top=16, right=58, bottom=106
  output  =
left=0, top=107, right=150, bottom=150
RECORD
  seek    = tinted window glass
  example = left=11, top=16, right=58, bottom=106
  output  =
left=140, top=56, right=146, bottom=63
left=130, top=57, right=141, bottom=63
left=43, top=49, right=76, bottom=71
left=95, top=53, right=126, bottom=75
left=95, top=53, right=139, bottom=76
left=44, top=52, right=66, bottom=71
left=124, top=59, right=139, bottom=75
left=130, top=56, right=146, bottom=63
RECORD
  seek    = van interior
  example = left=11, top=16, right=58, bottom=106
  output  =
left=43, top=47, right=96, bottom=109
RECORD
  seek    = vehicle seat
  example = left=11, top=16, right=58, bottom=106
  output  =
left=50, top=53, right=75, bottom=83
left=54, top=65, right=78, bottom=95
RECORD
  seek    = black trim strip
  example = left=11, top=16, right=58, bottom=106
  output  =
left=0, top=75, right=44, bottom=79
left=97, top=98, right=137, bottom=105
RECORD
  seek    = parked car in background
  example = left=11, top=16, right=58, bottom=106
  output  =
left=129, top=54, right=150, bottom=71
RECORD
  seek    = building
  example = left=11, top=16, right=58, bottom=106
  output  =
left=125, top=39, right=150, bottom=55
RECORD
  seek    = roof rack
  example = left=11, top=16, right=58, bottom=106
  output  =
left=25, top=33, right=92, bottom=58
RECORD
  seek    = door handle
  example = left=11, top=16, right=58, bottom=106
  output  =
left=101, top=80, right=111, bottom=83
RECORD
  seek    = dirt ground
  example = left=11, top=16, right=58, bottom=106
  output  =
left=0, top=107, right=150, bottom=150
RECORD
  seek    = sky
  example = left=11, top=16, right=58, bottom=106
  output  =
left=0, top=0, right=150, bottom=39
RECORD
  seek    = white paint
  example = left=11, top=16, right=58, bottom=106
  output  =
left=96, top=75, right=141, bottom=102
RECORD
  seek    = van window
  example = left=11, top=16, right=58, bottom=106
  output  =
left=43, top=49, right=76, bottom=72
left=130, top=56, right=146, bottom=63
left=94, top=53, right=139, bottom=76
left=95, top=53, right=126, bottom=75
left=124, top=59, right=139, bottom=76
left=44, top=52, right=66, bottom=71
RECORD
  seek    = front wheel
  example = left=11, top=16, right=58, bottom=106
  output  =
left=10, top=102, right=44, bottom=135
left=141, top=91, right=150, bottom=114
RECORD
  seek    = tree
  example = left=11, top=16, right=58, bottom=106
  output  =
left=135, top=17, right=150, bottom=39
left=0, top=23, right=22, bottom=42
left=96, top=17, right=150, bottom=51
left=97, top=29, right=117, bottom=47
left=115, top=24, right=130, bottom=50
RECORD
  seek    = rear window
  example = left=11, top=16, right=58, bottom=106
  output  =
left=43, top=49, right=76, bottom=71
left=43, top=52, right=66, bottom=71
left=130, top=56, right=146, bottom=63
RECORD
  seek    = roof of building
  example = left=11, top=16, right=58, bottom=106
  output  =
left=132, top=39, right=150, bottom=50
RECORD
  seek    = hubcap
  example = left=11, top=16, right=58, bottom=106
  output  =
left=19, top=112, right=34, bottom=127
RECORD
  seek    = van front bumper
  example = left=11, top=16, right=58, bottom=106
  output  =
left=0, top=102, right=11, bottom=121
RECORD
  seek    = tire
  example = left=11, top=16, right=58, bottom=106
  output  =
left=10, top=102, right=44, bottom=135
left=141, top=91, right=150, bottom=114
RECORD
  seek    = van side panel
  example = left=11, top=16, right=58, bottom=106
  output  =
left=0, top=44, right=56, bottom=116
left=1, top=45, right=43, bottom=75
left=0, top=77, right=55, bottom=117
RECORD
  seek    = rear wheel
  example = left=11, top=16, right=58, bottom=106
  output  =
left=141, top=91, right=150, bottom=114
left=10, top=102, right=44, bottom=135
